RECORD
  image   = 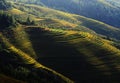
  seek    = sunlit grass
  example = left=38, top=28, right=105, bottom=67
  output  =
left=8, top=8, right=24, bottom=14
left=0, top=33, right=74, bottom=83
left=38, top=26, right=120, bottom=75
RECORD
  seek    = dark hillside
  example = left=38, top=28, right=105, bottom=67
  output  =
left=0, top=0, right=11, bottom=10
left=26, top=27, right=120, bottom=83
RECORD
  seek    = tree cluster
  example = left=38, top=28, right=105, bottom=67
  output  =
left=0, top=11, right=16, bottom=30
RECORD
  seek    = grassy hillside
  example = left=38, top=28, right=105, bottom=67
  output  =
left=0, top=1, right=120, bottom=83
left=0, top=29, right=73, bottom=83
left=1, top=21, right=120, bottom=82
left=39, top=0, right=120, bottom=28
left=0, top=12, right=73, bottom=83
left=10, top=2, right=120, bottom=40
left=25, top=26, right=120, bottom=82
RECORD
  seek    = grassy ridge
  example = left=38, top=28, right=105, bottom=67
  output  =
left=25, top=26, right=120, bottom=82
left=74, top=15, right=120, bottom=39
left=10, top=2, right=120, bottom=40
left=2, top=26, right=36, bottom=58
left=1, top=1, right=120, bottom=82
left=0, top=33, right=74, bottom=83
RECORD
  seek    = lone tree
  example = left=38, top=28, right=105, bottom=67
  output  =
left=26, top=17, right=35, bottom=25
left=26, top=17, right=31, bottom=25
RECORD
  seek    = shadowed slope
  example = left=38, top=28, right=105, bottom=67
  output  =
left=0, top=74, right=26, bottom=83
left=25, top=26, right=120, bottom=83
left=0, top=33, right=73, bottom=83
left=0, top=12, right=73, bottom=83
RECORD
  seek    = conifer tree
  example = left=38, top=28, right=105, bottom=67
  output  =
left=26, top=17, right=31, bottom=25
left=0, top=12, right=17, bottom=30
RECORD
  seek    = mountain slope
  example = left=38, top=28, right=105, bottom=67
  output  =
left=1, top=0, right=120, bottom=83
left=14, top=0, right=120, bottom=28
left=0, top=27, right=73, bottom=83
left=0, top=12, right=73, bottom=83
left=25, top=26, right=120, bottom=83
left=11, top=2, right=120, bottom=40
left=40, top=0, right=120, bottom=28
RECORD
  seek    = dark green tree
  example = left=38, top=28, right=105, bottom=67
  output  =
left=26, top=17, right=31, bottom=25
left=26, top=17, right=35, bottom=25
left=0, top=12, right=17, bottom=30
